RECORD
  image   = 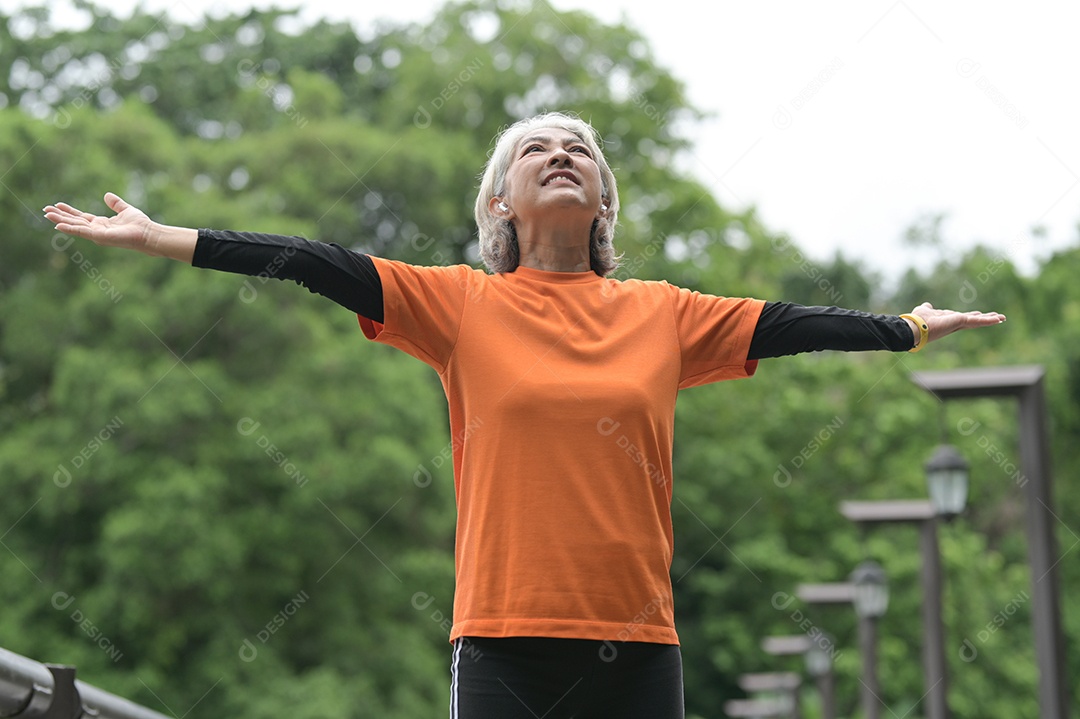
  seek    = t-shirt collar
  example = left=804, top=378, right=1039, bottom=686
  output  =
left=504, top=265, right=601, bottom=284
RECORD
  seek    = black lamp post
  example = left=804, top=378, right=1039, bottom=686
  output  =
left=760, top=635, right=836, bottom=719
left=911, top=365, right=1068, bottom=719
left=851, top=561, right=889, bottom=619
left=804, top=634, right=837, bottom=719
left=841, top=491, right=957, bottom=719
left=851, top=561, right=888, bottom=719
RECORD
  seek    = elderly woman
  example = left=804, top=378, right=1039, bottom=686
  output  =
left=45, top=112, right=1004, bottom=719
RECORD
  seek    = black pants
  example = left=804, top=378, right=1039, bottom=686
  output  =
left=450, top=637, right=684, bottom=719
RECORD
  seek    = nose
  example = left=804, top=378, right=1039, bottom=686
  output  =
left=548, top=149, right=573, bottom=166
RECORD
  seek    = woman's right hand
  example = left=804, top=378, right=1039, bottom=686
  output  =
left=44, top=193, right=197, bottom=262
left=44, top=192, right=154, bottom=253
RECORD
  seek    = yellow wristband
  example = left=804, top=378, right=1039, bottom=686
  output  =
left=901, top=313, right=929, bottom=352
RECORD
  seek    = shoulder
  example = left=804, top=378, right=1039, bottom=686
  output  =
left=604, top=275, right=676, bottom=293
left=370, top=256, right=488, bottom=285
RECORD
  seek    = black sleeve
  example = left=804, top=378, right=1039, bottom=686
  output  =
left=192, top=229, right=384, bottom=322
left=747, top=301, right=916, bottom=360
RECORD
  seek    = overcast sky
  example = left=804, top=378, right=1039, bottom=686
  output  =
left=10, top=0, right=1080, bottom=282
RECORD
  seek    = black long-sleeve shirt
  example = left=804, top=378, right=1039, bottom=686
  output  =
left=191, top=228, right=916, bottom=359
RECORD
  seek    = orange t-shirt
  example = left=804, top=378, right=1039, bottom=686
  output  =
left=358, top=259, right=765, bottom=645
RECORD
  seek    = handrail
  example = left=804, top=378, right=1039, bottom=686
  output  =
left=0, top=646, right=170, bottom=719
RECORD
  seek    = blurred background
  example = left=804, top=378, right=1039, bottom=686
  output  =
left=0, top=0, right=1077, bottom=716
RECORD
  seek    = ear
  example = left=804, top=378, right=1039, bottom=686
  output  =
left=489, top=196, right=513, bottom=219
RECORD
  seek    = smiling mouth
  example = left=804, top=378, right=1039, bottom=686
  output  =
left=542, top=176, right=578, bottom=186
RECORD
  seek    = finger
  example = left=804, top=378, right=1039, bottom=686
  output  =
left=104, top=192, right=129, bottom=214
left=54, top=222, right=94, bottom=239
left=45, top=209, right=85, bottom=226
left=912, top=301, right=934, bottom=315
left=962, top=313, right=1006, bottom=325
left=54, top=202, right=97, bottom=221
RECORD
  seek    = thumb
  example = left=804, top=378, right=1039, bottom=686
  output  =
left=912, top=301, right=934, bottom=314
left=104, top=192, right=130, bottom=214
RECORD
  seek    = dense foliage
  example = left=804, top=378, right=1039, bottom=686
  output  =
left=1, top=1, right=1077, bottom=717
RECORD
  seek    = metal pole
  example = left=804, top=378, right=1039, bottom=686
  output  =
left=1019, top=378, right=1069, bottom=719
left=762, top=635, right=830, bottom=719
left=841, top=501, right=948, bottom=718
left=858, top=614, right=880, bottom=719
left=919, top=518, right=948, bottom=719
left=816, top=668, right=836, bottom=719
left=0, top=647, right=52, bottom=716
left=911, top=366, right=1068, bottom=719
left=0, top=645, right=171, bottom=719
left=794, top=584, right=854, bottom=719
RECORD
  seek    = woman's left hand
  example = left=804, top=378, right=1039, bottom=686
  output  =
left=908, top=302, right=1006, bottom=347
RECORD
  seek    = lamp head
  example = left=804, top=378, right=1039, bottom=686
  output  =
left=925, top=444, right=970, bottom=520
left=850, top=560, right=889, bottom=619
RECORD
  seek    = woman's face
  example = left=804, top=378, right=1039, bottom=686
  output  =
left=498, top=127, right=604, bottom=221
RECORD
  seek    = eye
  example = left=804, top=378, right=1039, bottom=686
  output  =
left=570, top=146, right=591, bottom=156
left=523, top=144, right=544, bottom=155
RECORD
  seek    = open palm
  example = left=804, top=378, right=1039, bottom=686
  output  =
left=44, top=192, right=153, bottom=251
left=912, top=301, right=1006, bottom=345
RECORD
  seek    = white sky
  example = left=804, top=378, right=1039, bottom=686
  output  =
left=10, top=0, right=1080, bottom=281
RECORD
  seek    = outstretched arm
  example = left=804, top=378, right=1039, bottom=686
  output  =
left=747, top=301, right=1005, bottom=360
left=44, top=194, right=384, bottom=321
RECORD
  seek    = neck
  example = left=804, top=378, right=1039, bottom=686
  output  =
left=515, top=222, right=591, bottom=273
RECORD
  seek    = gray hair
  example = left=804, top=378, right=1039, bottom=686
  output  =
left=474, top=112, right=621, bottom=275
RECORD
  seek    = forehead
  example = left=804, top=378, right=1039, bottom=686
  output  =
left=514, top=127, right=588, bottom=151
